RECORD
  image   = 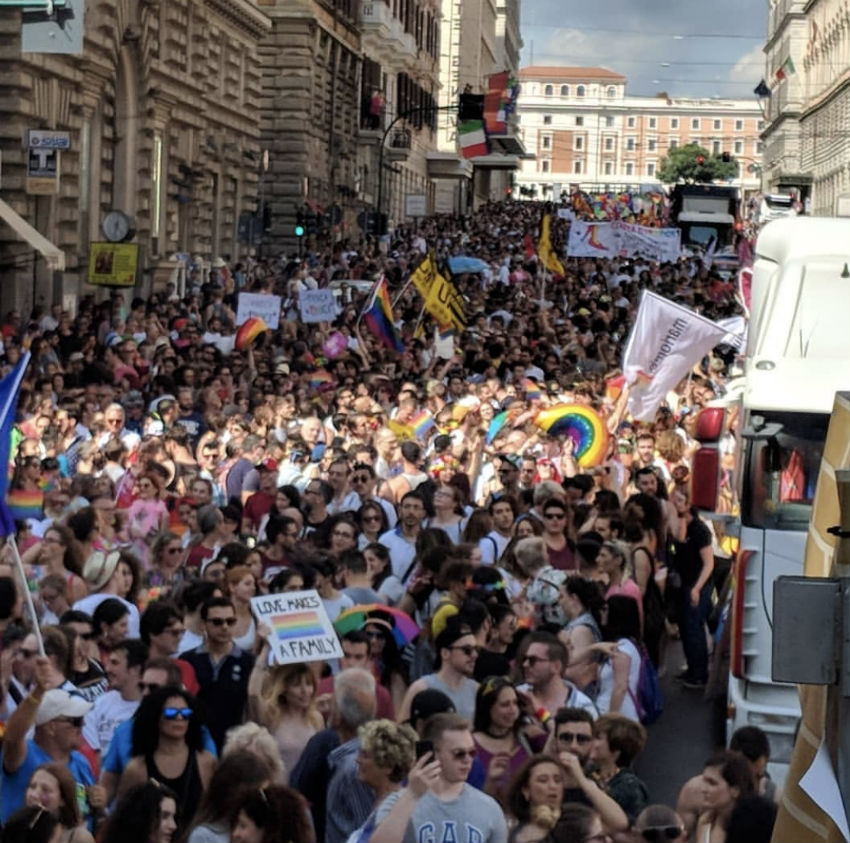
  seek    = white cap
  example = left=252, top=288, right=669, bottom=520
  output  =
left=35, top=689, right=93, bottom=726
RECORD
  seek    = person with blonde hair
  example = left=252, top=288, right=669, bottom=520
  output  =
left=222, top=565, right=257, bottom=651
left=247, top=650, right=323, bottom=781
left=221, top=722, right=287, bottom=784
left=348, top=719, right=417, bottom=843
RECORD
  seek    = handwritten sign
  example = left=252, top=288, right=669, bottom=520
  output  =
left=250, top=589, right=343, bottom=665
left=236, top=293, right=281, bottom=327
left=298, top=289, right=337, bottom=323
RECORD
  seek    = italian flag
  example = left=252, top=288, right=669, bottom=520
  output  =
left=459, top=119, right=488, bottom=158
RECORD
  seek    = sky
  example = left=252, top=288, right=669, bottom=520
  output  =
left=519, top=0, right=769, bottom=100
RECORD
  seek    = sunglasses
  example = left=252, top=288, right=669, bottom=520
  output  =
left=449, top=645, right=479, bottom=657
left=165, top=546, right=183, bottom=554
left=162, top=707, right=193, bottom=720
left=521, top=655, right=551, bottom=667
left=543, top=512, right=566, bottom=520
left=449, top=749, right=477, bottom=760
left=351, top=475, right=370, bottom=483
left=362, top=514, right=382, bottom=522
left=139, top=682, right=163, bottom=693
left=207, top=617, right=237, bottom=627
left=640, top=827, right=684, bottom=843
left=558, top=731, right=593, bottom=745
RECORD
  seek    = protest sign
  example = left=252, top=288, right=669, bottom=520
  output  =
left=251, top=590, right=344, bottom=665
left=299, top=289, right=337, bottom=323
left=236, top=293, right=281, bottom=327
left=567, top=221, right=681, bottom=263
left=567, top=221, right=620, bottom=258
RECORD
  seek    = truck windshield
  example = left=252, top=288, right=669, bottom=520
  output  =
left=741, top=412, right=828, bottom=532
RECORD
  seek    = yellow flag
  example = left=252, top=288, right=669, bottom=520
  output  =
left=410, top=254, right=466, bottom=332
left=537, top=213, right=566, bottom=275
left=410, top=253, right=440, bottom=299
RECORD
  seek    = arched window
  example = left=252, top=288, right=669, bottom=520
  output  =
left=544, top=84, right=553, bottom=95
left=576, top=85, right=585, bottom=97
left=560, top=84, right=569, bottom=96
left=607, top=86, right=616, bottom=97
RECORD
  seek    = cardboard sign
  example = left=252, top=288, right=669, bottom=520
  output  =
left=250, top=589, right=344, bottom=665
left=298, top=288, right=337, bottom=323
left=236, top=292, right=281, bottom=327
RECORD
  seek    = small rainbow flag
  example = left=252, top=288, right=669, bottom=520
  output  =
left=272, top=611, right=325, bottom=641
left=308, top=369, right=335, bottom=390
left=6, top=488, right=43, bottom=521
left=524, top=379, right=542, bottom=402
left=363, top=275, right=404, bottom=353
left=410, top=410, right=435, bottom=440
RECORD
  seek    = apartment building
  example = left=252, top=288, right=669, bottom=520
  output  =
left=516, top=66, right=763, bottom=200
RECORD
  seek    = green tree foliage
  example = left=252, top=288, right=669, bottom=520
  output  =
left=657, top=143, right=738, bottom=184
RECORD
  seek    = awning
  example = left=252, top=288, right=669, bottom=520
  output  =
left=0, top=199, right=65, bottom=270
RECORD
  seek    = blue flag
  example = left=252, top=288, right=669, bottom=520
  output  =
left=0, top=353, right=31, bottom=537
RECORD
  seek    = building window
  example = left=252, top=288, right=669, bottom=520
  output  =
left=649, top=117, right=657, bottom=129
left=574, top=160, right=583, bottom=174
left=691, top=118, right=700, bottom=130
left=604, top=136, right=614, bottom=151
left=691, top=137, right=701, bottom=147
left=574, top=116, right=583, bottom=127
left=756, top=140, right=764, bottom=153
left=758, top=119, right=765, bottom=130
left=575, top=136, right=584, bottom=150
left=670, top=117, right=679, bottom=129
left=625, top=162, right=634, bottom=176
left=734, top=139, right=743, bottom=154
left=541, top=135, right=551, bottom=149
left=560, top=84, right=569, bottom=96
left=735, top=119, right=743, bottom=131
left=151, top=134, right=162, bottom=241
left=648, top=138, right=657, bottom=151
left=604, top=161, right=613, bottom=174
left=713, top=119, right=721, bottom=130
left=544, top=84, right=553, bottom=95
left=627, top=116, right=636, bottom=128
left=712, top=140, right=721, bottom=154
left=647, top=162, right=655, bottom=176
left=626, top=137, right=636, bottom=151
left=607, top=86, right=616, bottom=97
left=576, top=85, right=585, bottom=97
left=669, top=138, right=678, bottom=149
left=541, top=159, right=550, bottom=172
left=543, top=114, right=552, bottom=125
left=605, top=115, right=615, bottom=127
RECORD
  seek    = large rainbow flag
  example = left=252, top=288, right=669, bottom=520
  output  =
left=363, top=275, right=404, bottom=353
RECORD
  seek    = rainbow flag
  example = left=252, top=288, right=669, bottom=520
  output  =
left=524, top=379, right=542, bottom=402
left=410, top=410, right=435, bottom=440
left=308, top=369, right=335, bottom=390
left=6, top=488, right=43, bottom=521
left=363, top=275, right=404, bottom=353
left=272, top=610, right=325, bottom=641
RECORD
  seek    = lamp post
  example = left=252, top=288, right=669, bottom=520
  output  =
left=375, top=104, right=458, bottom=231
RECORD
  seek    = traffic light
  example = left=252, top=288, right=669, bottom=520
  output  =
left=295, top=207, right=305, bottom=238
left=458, top=93, right=485, bottom=121
left=305, top=208, right=319, bottom=236
left=696, top=155, right=706, bottom=164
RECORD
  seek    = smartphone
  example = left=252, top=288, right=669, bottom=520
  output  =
left=415, top=740, right=434, bottom=760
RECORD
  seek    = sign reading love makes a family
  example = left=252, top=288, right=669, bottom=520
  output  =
left=250, top=590, right=343, bottom=665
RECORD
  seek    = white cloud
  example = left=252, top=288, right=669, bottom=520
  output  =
left=728, top=43, right=765, bottom=84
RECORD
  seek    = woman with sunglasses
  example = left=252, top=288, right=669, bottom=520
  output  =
left=118, top=685, right=216, bottom=837
left=357, top=501, right=389, bottom=550
left=126, top=472, right=169, bottom=568
left=22, top=525, right=87, bottom=605
left=505, top=754, right=567, bottom=843
left=145, top=532, right=187, bottom=594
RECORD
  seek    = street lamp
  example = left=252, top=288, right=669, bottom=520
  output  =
left=375, top=104, right=459, bottom=233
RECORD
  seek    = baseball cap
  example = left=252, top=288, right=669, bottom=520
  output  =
left=255, top=458, right=279, bottom=472
left=35, top=689, right=92, bottom=726
left=83, top=550, right=121, bottom=591
left=408, top=689, right=456, bottom=724
left=497, top=453, right=521, bottom=470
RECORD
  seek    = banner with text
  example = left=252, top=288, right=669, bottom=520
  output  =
left=236, top=293, right=281, bottom=327
left=567, top=221, right=681, bottom=263
left=410, top=254, right=466, bottom=331
left=251, top=589, right=344, bottom=665
left=622, top=291, right=728, bottom=421
left=299, top=289, right=337, bottom=323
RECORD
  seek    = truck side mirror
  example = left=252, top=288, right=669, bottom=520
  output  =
left=691, top=407, right=726, bottom=511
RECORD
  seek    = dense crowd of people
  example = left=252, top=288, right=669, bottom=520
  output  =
left=0, top=199, right=778, bottom=842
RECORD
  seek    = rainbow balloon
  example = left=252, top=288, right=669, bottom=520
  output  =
left=534, top=404, right=609, bottom=467
left=235, top=317, right=267, bottom=350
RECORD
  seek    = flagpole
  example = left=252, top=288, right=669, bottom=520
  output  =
left=8, top=535, right=44, bottom=655
left=391, top=276, right=414, bottom=308
left=412, top=301, right=427, bottom=337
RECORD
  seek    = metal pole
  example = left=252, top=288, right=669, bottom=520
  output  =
left=834, top=469, right=850, bottom=835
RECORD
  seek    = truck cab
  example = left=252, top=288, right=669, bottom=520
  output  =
left=694, top=216, right=850, bottom=784
left=670, top=183, right=739, bottom=249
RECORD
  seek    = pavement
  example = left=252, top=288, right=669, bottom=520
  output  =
left=634, top=640, right=723, bottom=808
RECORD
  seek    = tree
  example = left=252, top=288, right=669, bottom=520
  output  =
left=657, top=143, right=738, bottom=184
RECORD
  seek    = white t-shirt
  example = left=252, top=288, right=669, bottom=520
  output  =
left=378, top=528, right=418, bottom=584
left=82, top=690, right=140, bottom=754
left=322, top=592, right=354, bottom=621
left=72, top=594, right=140, bottom=639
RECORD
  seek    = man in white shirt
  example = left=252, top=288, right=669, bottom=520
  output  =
left=82, top=640, right=147, bottom=755
left=378, top=492, right=425, bottom=586
left=479, top=496, right=516, bottom=565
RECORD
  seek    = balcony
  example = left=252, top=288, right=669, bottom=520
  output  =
left=360, top=0, right=417, bottom=62
left=385, top=128, right=411, bottom=161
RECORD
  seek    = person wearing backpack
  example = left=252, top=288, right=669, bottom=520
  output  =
left=590, top=596, right=644, bottom=722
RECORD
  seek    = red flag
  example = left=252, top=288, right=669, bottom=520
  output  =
left=484, top=71, right=510, bottom=134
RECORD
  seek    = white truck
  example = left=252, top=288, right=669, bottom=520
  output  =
left=693, top=216, right=850, bottom=783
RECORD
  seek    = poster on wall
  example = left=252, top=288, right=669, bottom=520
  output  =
left=87, top=243, right=139, bottom=287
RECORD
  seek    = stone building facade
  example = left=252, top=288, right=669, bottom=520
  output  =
left=0, top=0, right=271, bottom=314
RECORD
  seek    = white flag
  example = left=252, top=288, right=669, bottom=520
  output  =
left=622, top=291, right=728, bottom=421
